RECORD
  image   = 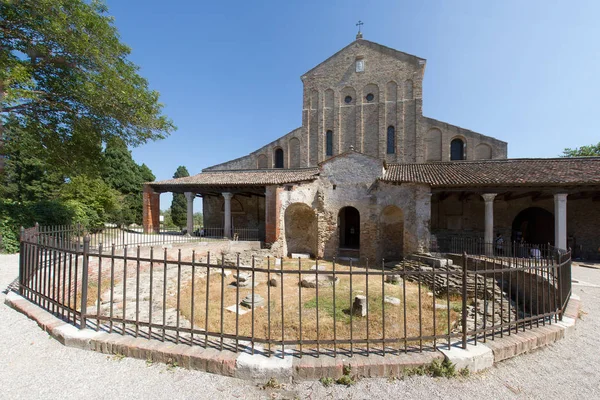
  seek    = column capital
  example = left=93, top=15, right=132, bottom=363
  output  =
left=184, top=192, right=195, bottom=201
left=222, top=192, right=233, bottom=200
left=481, top=193, right=497, bottom=202
left=554, top=193, right=568, bottom=202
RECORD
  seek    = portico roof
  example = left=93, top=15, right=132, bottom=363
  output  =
left=148, top=167, right=320, bottom=191
left=381, top=157, right=600, bottom=188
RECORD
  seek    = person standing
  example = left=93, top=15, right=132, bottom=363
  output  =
left=495, top=233, right=504, bottom=256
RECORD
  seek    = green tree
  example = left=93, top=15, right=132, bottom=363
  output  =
left=101, top=137, right=156, bottom=225
left=0, top=0, right=175, bottom=175
left=561, top=143, right=600, bottom=157
left=170, top=166, right=189, bottom=229
left=59, top=175, right=120, bottom=229
left=0, top=122, right=64, bottom=202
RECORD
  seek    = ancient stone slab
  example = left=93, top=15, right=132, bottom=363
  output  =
left=352, top=295, right=367, bottom=317
left=384, top=296, right=401, bottom=306
left=291, top=253, right=310, bottom=259
left=240, top=294, right=265, bottom=309
left=300, top=274, right=339, bottom=288
left=225, top=304, right=250, bottom=315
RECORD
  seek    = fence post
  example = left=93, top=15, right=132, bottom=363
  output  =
left=461, top=251, right=468, bottom=349
left=19, top=227, right=25, bottom=296
left=80, top=235, right=90, bottom=330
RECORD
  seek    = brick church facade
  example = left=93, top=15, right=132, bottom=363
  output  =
left=144, top=35, right=600, bottom=261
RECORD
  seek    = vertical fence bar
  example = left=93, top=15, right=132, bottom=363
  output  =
left=190, top=250, right=195, bottom=345
left=366, top=258, right=370, bottom=356
left=461, top=252, right=468, bottom=349
left=176, top=249, right=182, bottom=344
left=483, top=258, right=488, bottom=343
left=297, top=257, right=302, bottom=358
left=204, top=252, right=210, bottom=348
left=19, top=227, right=25, bottom=296
left=251, top=256, right=256, bottom=355
left=402, top=259, right=407, bottom=353
left=162, top=248, right=167, bottom=341
left=333, top=258, right=338, bottom=357
left=80, top=236, right=90, bottom=330
left=109, top=245, right=115, bottom=333
left=381, top=259, right=385, bottom=355
left=97, top=242, right=103, bottom=331
left=219, top=254, right=224, bottom=351
left=315, top=257, right=320, bottom=356
left=349, top=258, right=354, bottom=356
left=445, top=255, right=451, bottom=349
left=123, top=246, right=128, bottom=335
left=149, top=247, right=154, bottom=339
left=280, top=257, right=284, bottom=356
left=235, top=254, right=240, bottom=352
left=267, top=256, right=272, bottom=356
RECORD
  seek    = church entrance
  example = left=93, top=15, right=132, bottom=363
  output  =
left=511, top=207, right=554, bottom=245
left=339, top=207, right=360, bottom=249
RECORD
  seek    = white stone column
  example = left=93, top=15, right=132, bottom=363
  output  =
left=481, top=193, right=497, bottom=256
left=184, top=192, right=195, bottom=235
left=554, top=193, right=568, bottom=250
left=222, top=192, right=233, bottom=239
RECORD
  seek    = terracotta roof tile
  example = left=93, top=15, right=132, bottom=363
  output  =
left=381, top=158, right=600, bottom=187
left=151, top=168, right=320, bottom=187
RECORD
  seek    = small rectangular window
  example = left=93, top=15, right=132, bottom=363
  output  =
left=326, top=130, right=333, bottom=156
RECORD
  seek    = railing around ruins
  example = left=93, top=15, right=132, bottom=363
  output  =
left=17, top=225, right=572, bottom=357
left=25, top=224, right=261, bottom=251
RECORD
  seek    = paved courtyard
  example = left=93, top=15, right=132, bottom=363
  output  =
left=1, top=253, right=599, bottom=399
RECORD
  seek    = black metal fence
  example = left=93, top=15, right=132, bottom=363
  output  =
left=432, top=236, right=560, bottom=260
left=17, top=225, right=572, bottom=357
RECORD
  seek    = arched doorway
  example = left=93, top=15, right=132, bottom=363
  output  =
left=380, top=205, right=404, bottom=260
left=339, top=207, right=360, bottom=249
left=284, top=203, right=317, bottom=256
left=512, top=207, right=554, bottom=245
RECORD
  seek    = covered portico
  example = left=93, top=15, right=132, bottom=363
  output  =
left=381, top=158, right=600, bottom=259
left=142, top=168, right=319, bottom=242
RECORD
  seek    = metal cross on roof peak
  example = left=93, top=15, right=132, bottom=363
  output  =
left=356, top=20, right=363, bottom=32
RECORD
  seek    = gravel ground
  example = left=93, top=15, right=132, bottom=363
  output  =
left=1, top=253, right=599, bottom=399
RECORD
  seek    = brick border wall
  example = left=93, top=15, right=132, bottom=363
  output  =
left=4, top=291, right=581, bottom=382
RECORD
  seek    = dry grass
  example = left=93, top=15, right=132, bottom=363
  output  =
left=178, top=259, right=461, bottom=348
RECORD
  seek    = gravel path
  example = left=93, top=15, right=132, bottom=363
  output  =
left=1, top=254, right=599, bottom=399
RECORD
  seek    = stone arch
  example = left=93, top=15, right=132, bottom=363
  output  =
left=386, top=81, right=398, bottom=102
left=220, top=197, right=243, bottom=213
left=512, top=207, right=554, bottom=245
left=284, top=203, right=317, bottom=256
left=403, top=79, right=414, bottom=100
left=289, top=137, right=300, bottom=168
left=257, top=154, right=268, bottom=169
left=380, top=205, right=404, bottom=260
left=426, top=128, right=442, bottom=161
left=310, top=89, right=319, bottom=110
left=274, top=147, right=284, bottom=168
left=338, top=206, right=360, bottom=249
left=324, top=89, right=334, bottom=108
left=475, top=143, right=492, bottom=160
left=450, top=136, right=466, bottom=160
left=362, top=83, right=379, bottom=103
left=340, top=86, right=356, bottom=105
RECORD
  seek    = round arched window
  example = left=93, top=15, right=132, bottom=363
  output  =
left=344, top=95, right=352, bottom=104
left=366, top=93, right=374, bottom=102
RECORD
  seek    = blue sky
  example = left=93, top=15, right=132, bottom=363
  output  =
left=103, top=0, right=600, bottom=208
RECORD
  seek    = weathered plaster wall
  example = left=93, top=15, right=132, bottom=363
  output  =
left=271, top=152, right=431, bottom=261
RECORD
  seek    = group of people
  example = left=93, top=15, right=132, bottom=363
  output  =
left=495, top=233, right=542, bottom=259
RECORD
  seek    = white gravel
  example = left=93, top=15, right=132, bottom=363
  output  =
left=2, top=253, right=599, bottom=399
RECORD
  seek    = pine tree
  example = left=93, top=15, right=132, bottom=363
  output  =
left=170, top=166, right=190, bottom=229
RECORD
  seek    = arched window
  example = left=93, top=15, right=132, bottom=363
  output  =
left=386, top=126, right=395, bottom=154
left=274, top=148, right=284, bottom=168
left=450, top=139, right=465, bottom=160
left=326, top=130, right=333, bottom=156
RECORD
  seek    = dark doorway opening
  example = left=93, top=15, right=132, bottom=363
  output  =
left=339, top=206, right=360, bottom=249
left=512, top=207, right=554, bottom=245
